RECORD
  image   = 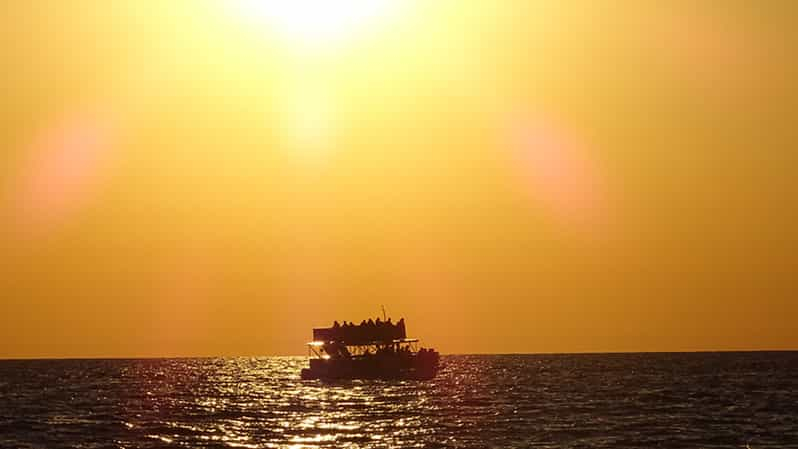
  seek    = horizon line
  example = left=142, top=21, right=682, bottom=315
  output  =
left=2, top=348, right=797, bottom=362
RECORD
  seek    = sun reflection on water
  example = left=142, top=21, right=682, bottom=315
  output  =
left=4, top=355, right=796, bottom=447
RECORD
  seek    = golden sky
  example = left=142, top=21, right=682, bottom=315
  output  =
left=1, top=1, right=797, bottom=358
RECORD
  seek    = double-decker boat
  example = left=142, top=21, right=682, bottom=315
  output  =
left=300, top=318, right=440, bottom=380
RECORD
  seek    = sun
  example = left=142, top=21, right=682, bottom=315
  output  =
left=235, top=0, right=401, bottom=49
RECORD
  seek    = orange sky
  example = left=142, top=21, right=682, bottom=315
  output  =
left=1, top=1, right=797, bottom=358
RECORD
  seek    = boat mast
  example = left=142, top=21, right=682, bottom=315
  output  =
left=381, top=305, right=387, bottom=321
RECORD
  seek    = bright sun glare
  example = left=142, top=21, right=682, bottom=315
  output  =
left=236, top=0, right=400, bottom=48
left=230, top=0, right=403, bottom=155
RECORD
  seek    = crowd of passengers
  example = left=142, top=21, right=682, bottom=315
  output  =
left=322, top=340, right=435, bottom=360
left=329, top=317, right=406, bottom=343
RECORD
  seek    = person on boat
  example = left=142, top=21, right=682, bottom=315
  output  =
left=332, top=321, right=341, bottom=340
left=322, top=341, right=339, bottom=358
left=381, top=318, right=390, bottom=340
left=360, top=320, right=368, bottom=342
left=359, top=319, right=371, bottom=343
left=342, top=321, right=352, bottom=342
left=378, top=319, right=387, bottom=340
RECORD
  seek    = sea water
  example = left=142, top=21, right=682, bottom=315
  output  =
left=1, top=352, right=797, bottom=448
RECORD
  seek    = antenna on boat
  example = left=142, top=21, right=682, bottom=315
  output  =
left=381, top=305, right=387, bottom=321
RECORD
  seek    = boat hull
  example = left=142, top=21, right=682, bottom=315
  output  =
left=301, top=352, right=439, bottom=380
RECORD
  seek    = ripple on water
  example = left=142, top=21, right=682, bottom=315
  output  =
left=0, top=353, right=797, bottom=448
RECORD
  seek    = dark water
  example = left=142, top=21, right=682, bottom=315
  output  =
left=1, top=353, right=797, bottom=448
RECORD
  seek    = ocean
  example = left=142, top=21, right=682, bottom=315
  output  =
left=1, top=352, right=796, bottom=448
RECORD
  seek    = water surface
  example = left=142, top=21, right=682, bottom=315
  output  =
left=1, top=352, right=797, bottom=448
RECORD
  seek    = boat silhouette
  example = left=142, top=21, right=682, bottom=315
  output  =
left=300, top=317, right=440, bottom=380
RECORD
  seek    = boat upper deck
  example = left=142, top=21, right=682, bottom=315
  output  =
left=311, top=318, right=408, bottom=346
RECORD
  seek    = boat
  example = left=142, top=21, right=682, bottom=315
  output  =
left=300, top=317, right=440, bottom=380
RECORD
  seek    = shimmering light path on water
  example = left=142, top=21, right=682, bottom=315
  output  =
left=1, top=353, right=797, bottom=448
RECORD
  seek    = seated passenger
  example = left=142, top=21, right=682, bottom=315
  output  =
left=397, top=318, right=406, bottom=339
left=341, top=322, right=352, bottom=341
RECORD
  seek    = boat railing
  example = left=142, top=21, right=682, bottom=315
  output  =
left=307, top=338, right=421, bottom=359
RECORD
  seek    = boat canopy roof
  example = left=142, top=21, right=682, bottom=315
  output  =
left=311, top=318, right=408, bottom=345
left=308, top=338, right=419, bottom=346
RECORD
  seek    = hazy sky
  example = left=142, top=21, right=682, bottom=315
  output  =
left=2, top=1, right=797, bottom=358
